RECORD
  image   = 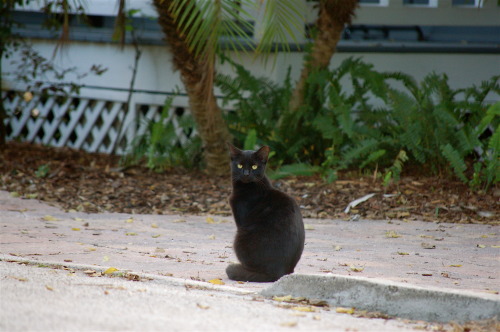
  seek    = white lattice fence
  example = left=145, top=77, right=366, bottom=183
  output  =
left=2, top=90, right=193, bottom=155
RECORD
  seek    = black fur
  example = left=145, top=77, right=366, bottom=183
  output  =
left=226, top=144, right=305, bottom=282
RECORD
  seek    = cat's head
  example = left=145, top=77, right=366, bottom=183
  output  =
left=228, top=144, right=270, bottom=184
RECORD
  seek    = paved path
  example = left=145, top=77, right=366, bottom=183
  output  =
left=1, top=190, right=499, bottom=330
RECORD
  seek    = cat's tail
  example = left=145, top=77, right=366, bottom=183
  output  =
left=226, top=263, right=282, bottom=282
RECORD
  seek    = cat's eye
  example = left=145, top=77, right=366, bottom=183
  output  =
left=237, top=164, right=243, bottom=169
left=252, top=165, right=258, bottom=170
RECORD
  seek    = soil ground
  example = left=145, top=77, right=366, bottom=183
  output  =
left=0, top=142, right=498, bottom=225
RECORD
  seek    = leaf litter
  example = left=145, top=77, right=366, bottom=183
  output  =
left=1, top=142, right=498, bottom=225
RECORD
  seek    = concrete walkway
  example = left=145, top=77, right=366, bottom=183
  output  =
left=1, top=190, right=498, bottom=331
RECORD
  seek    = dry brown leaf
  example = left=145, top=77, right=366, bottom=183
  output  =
left=421, top=242, right=436, bottom=249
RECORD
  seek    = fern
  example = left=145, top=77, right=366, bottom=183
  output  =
left=360, top=149, right=386, bottom=169
left=440, top=144, right=468, bottom=183
left=483, top=123, right=500, bottom=189
left=217, top=55, right=499, bottom=189
left=387, top=150, right=409, bottom=182
left=122, top=97, right=202, bottom=171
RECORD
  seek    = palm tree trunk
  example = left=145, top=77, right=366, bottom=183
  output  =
left=153, top=0, right=231, bottom=175
left=289, top=0, right=358, bottom=112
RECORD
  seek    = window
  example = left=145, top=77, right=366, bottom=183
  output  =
left=452, top=0, right=484, bottom=7
left=359, top=0, right=389, bottom=6
left=403, top=0, right=438, bottom=6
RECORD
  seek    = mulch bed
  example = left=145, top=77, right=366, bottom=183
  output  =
left=1, top=142, right=498, bottom=225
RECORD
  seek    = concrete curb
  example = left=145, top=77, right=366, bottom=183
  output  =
left=261, top=274, right=500, bottom=323
left=0, top=255, right=254, bottom=296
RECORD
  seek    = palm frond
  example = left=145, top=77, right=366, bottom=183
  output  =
left=255, top=0, right=305, bottom=54
left=169, top=0, right=255, bottom=60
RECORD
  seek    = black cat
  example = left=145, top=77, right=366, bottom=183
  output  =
left=226, top=144, right=305, bottom=282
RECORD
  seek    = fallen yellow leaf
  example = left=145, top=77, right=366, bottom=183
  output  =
left=152, top=234, right=161, bottom=238
left=397, top=252, right=409, bottom=255
left=45, top=285, right=54, bottom=291
left=43, top=215, right=60, bottom=221
left=197, top=303, right=210, bottom=310
left=273, top=295, right=293, bottom=302
left=304, top=224, right=315, bottom=230
left=385, top=230, right=401, bottom=238
left=206, top=217, right=216, bottom=224
left=349, top=265, right=364, bottom=272
left=125, top=218, right=134, bottom=223
left=336, top=307, right=355, bottom=314
left=151, top=223, right=159, bottom=228
left=173, top=219, right=186, bottom=223
left=72, top=228, right=81, bottom=231
left=450, top=264, right=462, bottom=267
left=208, top=278, right=225, bottom=285
left=73, top=217, right=84, bottom=222
left=125, top=232, right=137, bottom=236
left=9, top=276, right=28, bottom=282
left=104, top=267, right=118, bottom=275
left=477, top=244, right=486, bottom=248
left=23, top=91, right=33, bottom=102
left=292, top=306, right=315, bottom=312
left=492, top=245, right=500, bottom=248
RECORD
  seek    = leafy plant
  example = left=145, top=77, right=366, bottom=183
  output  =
left=122, top=97, right=202, bottom=171
left=35, top=164, right=50, bottom=178
left=217, top=56, right=499, bottom=190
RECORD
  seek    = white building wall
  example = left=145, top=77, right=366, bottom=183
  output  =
left=4, top=40, right=499, bottom=102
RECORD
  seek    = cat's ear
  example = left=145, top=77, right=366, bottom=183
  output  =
left=254, top=146, right=270, bottom=163
left=227, top=143, right=242, bottom=159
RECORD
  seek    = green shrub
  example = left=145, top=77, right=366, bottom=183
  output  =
left=217, top=57, right=499, bottom=189
left=121, top=97, right=202, bottom=171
